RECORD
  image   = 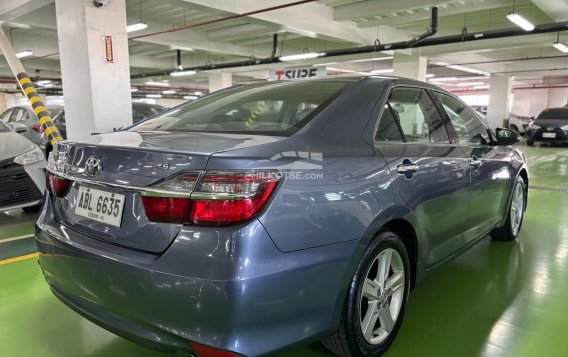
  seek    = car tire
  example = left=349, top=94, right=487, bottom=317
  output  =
left=491, top=176, right=526, bottom=241
left=527, top=140, right=534, bottom=146
left=322, top=231, right=410, bottom=357
left=509, top=124, right=519, bottom=133
left=23, top=204, right=42, bottom=214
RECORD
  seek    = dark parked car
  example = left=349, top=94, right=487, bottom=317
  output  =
left=36, top=77, right=528, bottom=357
left=527, top=107, right=568, bottom=146
left=39, top=102, right=167, bottom=156
left=0, top=120, right=46, bottom=212
left=0, top=105, right=63, bottom=145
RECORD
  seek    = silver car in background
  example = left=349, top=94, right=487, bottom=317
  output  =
left=0, top=120, right=46, bottom=213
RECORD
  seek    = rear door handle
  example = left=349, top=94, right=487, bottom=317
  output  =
left=396, top=160, right=419, bottom=174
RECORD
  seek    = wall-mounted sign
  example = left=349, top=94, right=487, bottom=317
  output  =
left=104, top=36, right=114, bottom=63
left=269, top=67, right=326, bottom=80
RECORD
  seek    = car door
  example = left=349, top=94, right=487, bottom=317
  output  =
left=374, top=86, right=471, bottom=268
left=433, top=91, right=511, bottom=244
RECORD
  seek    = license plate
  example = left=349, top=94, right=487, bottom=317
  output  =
left=75, top=186, right=125, bottom=227
left=542, top=133, right=556, bottom=138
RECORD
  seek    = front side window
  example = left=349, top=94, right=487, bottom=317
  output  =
left=434, top=92, right=489, bottom=145
left=0, top=109, right=12, bottom=122
left=133, top=80, right=354, bottom=136
left=376, top=87, right=449, bottom=143
left=10, top=108, right=26, bottom=123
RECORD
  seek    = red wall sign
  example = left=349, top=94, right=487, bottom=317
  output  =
left=104, top=36, right=114, bottom=63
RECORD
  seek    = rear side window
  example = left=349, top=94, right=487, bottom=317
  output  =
left=434, top=92, right=489, bottom=145
left=376, top=87, right=449, bottom=143
left=134, top=80, right=353, bottom=136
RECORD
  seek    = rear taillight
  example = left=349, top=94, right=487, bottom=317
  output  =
left=46, top=173, right=71, bottom=197
left=31, top=124, right=43, bottom=133
left=141, top=196, right=191, bottom=224
left=141, top=170, right=280, bottom=226
left=189, top=171, right=279, bottom=226
left=190, top=342, right=244, bottom=357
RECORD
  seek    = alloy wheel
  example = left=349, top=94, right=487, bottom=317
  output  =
left=510, top=182, right=525, bottom=235
left=359, top=248, right=405, bottom=345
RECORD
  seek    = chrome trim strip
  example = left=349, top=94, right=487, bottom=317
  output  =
left=190, top=192, right=255, bottom=200
left=46, top=168, right=193, bottom=198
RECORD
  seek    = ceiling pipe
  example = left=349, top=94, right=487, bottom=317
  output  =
left=131, top=9, right=568, bottom=80
left=130, top=7, right=436, bottom=79
left=129, top=0, right=316, bottom=41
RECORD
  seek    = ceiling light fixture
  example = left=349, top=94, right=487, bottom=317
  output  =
left=279, top=52, right=325, bottom=62
left=553, top=32, right=568, bottom=53
left=146, top=94, right=162, bottom=98
left=36, top=80, right=52, bottom=86
left=184, top=95, right=198, bottom=100
left=127, top=22, right=148, bottom=33
left=15, top=50, right=33, bottom=58
left=370, top=68, right=394, bottom=74
left=130, top=88, right=139, bottom=92
left=507, top=13, right=534, bottom=31
left=429, top=76, right=458, bottom=82
left=426, top=74, right=435, bottom=78
left=170, top=70, right=197, bottom=77
left=162, top=90, right=176, bottom=94
left=194, top=91, right=203, bottom=96
left=145, top=81, right=170, bottom=87
left=127, top=0, right=147, bottom=33
left=456, top=82, right=485, bottom=87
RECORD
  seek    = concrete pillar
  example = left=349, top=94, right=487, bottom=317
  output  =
left=55, top=0, right=132, bottom=139
left=487, top=75, right=512, bottom=130
left=209, top=72, right=232, bottom=93
left=393, top=49, right=427, bottom=82
left=0, top=93, right=7, bottom=113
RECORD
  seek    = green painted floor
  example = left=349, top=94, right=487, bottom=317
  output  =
left=1, top=143, right=568, bottom=357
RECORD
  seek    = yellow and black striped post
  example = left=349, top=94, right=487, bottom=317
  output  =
left=245, top=101, right=268, bottom=128
left=16, top=72, right=62, bottom=146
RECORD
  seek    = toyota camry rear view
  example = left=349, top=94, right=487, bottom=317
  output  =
left=36, top=77, right=528, bottom=357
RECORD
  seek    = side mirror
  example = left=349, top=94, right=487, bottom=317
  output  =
left=392, top=104, right=405, bottom=113
left=496, top=128, right=521, bottom=146
left=10, top=122, right=28, bottom=133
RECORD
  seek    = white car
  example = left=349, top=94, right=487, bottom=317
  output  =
left=508, top=113, right=533, bottom=135
left=0, top=120, right=46, bottom=212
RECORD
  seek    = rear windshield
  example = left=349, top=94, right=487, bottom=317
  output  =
left=537, top=108, right=568, bottom=120
left=132, top=80, right=353, bottom=136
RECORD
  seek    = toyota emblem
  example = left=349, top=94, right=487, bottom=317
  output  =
left=85, top=156, right=102, bottom=176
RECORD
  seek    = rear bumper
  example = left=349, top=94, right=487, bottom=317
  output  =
left=35, top=201, right=361, bottom=356
left=527, top=129, right=568, bottom=143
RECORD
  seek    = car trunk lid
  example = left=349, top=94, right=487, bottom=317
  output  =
left=50, top=131, right=284, bottom=253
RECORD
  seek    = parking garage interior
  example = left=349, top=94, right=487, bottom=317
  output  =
left=1, top=1, right=568, bottom=357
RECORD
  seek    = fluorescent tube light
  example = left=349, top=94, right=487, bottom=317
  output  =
left=553, top=42, right=568, bottom=53
left=279, top=52, right=325, bottom=62
left=16, top=50, right=33, bottom=58
left=145, top=81, right=170, bottom=87
left=506, top=13, right=534, bottom=31
left=429, top=77, right=458, bottom=82
left=184, top=95, right=198, bottom=100
left=370, top=68, right=394, bottom=74
left=146, top=94, right=162, bottom=98
left=473, top=85, right=490, bottom=89
left=130, top=88, right=139, bottom=92
left=127, top=22, right=148, bottom=33
left=194, top=91, right=203, bottom=96
left=170, top=70, right=197, bottom=77
left=426, top=74, right=435, bottom=78
left=36, top=80, right=52, bottom=86
left=457, top=82, right=485, bottom=87
left=162, top=90, right=176, bottom=94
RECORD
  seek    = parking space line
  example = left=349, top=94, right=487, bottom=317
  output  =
left=0, top=252, right=39, bottom=266
left=0, top=234, right=34, bottom=244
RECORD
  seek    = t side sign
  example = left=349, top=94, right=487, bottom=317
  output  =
left=269, top=67, right=326, bottom=80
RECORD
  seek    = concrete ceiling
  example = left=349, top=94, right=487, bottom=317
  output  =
left=0, top=0, right=566, bottom=94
